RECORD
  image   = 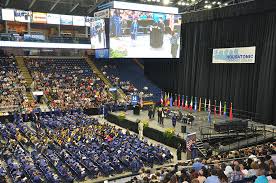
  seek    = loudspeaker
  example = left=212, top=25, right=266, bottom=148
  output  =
left=181, top=126, right=186, bottom=133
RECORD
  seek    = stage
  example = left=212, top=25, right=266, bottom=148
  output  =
left=109, top=107, right=276, bottom=153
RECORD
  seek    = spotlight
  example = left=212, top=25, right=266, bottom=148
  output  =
left=208, top=5, right=212, bottom=8
left=217, top=1, right=221, bottom=4
left=224, top=3, right=228, bottom=5
left=191, top=0, right=195, bottom=2
left=205, top=0, right=209, bottom=3
left=212, top=1, right=216, bottom=5
left=186, top=2, right=190, bottom=6
left=182, top=2, right=186, bottom=5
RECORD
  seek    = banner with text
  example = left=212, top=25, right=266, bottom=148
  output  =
left=212, top=46, right=256, bottom=64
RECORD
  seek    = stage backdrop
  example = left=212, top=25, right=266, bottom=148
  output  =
left=144, top=0, right=276, bottom=124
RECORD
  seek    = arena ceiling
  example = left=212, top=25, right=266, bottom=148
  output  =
left=1, top=0, right=253, bottom=16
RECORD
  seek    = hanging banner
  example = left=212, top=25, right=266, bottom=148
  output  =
left=212, top=46, right=256, bottom=64
left=94, top=9, right=110, bottom=18
left=186, top=132, right=196, bottom=152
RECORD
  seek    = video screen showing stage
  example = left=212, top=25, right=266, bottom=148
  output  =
left=109, top=9, right=181, bottom=58
left=90, top=18, right=107, bottom=49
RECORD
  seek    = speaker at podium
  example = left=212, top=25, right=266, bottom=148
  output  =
left=133, top=105, right=140, bottom=115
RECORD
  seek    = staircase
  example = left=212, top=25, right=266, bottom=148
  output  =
left=85, top=57, right=126, bottom=100
left=196, top=138, right=207, bottom=158
left=15, top=56, right=34, bottom=102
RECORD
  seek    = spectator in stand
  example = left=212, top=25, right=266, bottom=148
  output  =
left=205, top=168, right=220, bottom=183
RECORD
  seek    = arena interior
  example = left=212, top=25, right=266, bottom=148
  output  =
left=0, top=0, right=276, bottom=182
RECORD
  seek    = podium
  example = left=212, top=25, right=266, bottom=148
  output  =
left=150, top=27, right=164, bottom=48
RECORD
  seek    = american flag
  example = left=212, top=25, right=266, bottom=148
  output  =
left=186, top=133, right=196, bottom=152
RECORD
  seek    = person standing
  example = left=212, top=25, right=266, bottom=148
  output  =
left=130, top=18, right=139, bottom=46
left=161, top=108, right=165, bottom=126
left=170, top=31, right=179, bottom=58
left=158, top=107, right=162, bottom=124
left=177, top=143, right=182, bottom=160
left=172, top=114, right=177, bottom=128
left=138, top=120, right=144, bottom=140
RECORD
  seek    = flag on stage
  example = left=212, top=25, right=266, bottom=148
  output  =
left=170, top=94, right=173, bottom=107
left=174, top=94, right=177, bottom=106
left=229, top=102, right=233, bottom=121
left=166, top=93, right=170, bottom=106
left=178, top=94, right=180, bottom=108
left=224, top=101, right=227, bottom=118
left=204, top=98, right=207, bottom=111
left=189, top=96, right=193, bottom=110
left=186, top=133, right=196, bottom=152
left=140, top=96, right=143, bottom=108
left=164, top=92, right=167, bottom=106
left=214, top=100, right=216, bottom=118
left=208, top=99, right=211, bottom=112
left=160, top=92, right=163, bottom=106
left=194, top=97, right=197, bottom=112
left=198, top=97, right=202, bottom=112
left=219, top=101, right=222, bottom=116
left=185, top=96, right=188, bottom=109
left=181, top=95, right=184, bottom=109
left=208, top=110, right=212, bottom=124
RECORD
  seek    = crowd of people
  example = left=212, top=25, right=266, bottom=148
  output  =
left=24, top=58, right=115, bottom=110
left=0, top=57, right=32, bottom=115
left=0, top=112, right=173, bottom=182
left=129, top=142, right=276, bottom=183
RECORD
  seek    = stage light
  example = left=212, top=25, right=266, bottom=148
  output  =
left=217, top=1, right=221, bottom=4
left=186, top=2, right=190, bottom=6
left=191, top=0, right=195, bottom=2
left=207, top=5, right=212, bottom=9
left=224, top=3, right=228, bottom=5
left=182, top=2, right=186, bottom=5
left=163, top=0, right=170, bottom=5
left=205, top=1, right=209, bottom=3
left=204, top=5, right=208, bottom=8
left=212, top=1, right=216, bottom=5
left=178, top=1, right=181, bottom=5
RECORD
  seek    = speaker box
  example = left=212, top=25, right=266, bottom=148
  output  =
left=181, top=126, right=186, bottom=133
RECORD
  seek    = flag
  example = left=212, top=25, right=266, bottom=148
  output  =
left=181, top=95, right=184, bottom=109
left=189, top=96, right=193, bottom=110
left=229, top=102, right=233, bottom=121
left=198, top=97, right=202, bottom=112
left=166, top=93, right=170, bottom=106
left=186, top=133, right=196, bottom=152
left=204, top=98, right=207, bottom=111
left=208, top=99, right=211, bottom=112
left=208, top=110, right=212, bottom=124
left=194, top=97, right=197, bottom=112
left=219, top=101, right=222, bottom=116
left=174, top=94, right=177, bottom=106
left=214, top=100, right=216, bottom=118
left=160, top=92, right=163, bottom=106
left=224, top=101, right=227, bottom=118
left=140, top=96, right=143, bottom=108
left=185, top=96, right=188, bottom=109
left=177, top=94, right=180, bottom=108
left=170, top=94, right=173, bottom=107
left=164, top=92, right=167, bottom=106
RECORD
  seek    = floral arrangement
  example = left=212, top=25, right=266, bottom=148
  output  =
left=164, top=128, right=175, bottom=139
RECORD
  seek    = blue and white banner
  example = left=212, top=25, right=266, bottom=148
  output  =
left=131, top=95, right=139, bottom=105
left=212, top=46, right=256, bottom=64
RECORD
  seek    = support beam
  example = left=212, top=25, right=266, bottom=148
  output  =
left=50, top=0, right=62, bottom=11
left=87, top=0, right=106, bottom=15
left=69, top=3, right=79, bottom=13
left=28, top=0, right=37, bottom=9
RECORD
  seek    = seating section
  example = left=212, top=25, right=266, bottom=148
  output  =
left=95, top=59, right=161, bottom=101
left=0, top=57, right=29, bottom=113
left=0, top=112, right=173, bottom=182
left=130, top=142, right=276, bottom=183
left=24, top=58, right=114, bottom=110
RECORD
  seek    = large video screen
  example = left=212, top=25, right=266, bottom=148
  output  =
left=90, top=18, right=107, bottom=49
left=109, top=9, right=181, bottom=58
left=2, top=9, right=15, bottom=21
left=14, top=10, right=32, bottom=22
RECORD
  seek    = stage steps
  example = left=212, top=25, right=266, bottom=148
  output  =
left=85, top=57, right=126, bottom=100
left=196, top=138, right=207, bottom=157
left=15, top=56, right=34, bottom=103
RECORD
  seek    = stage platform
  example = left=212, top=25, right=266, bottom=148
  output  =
left=110, top=108, right=276, bottom=153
